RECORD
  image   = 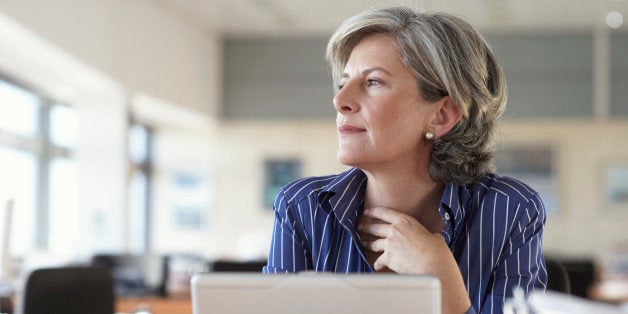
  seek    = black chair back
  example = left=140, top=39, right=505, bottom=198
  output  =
left=561, top=259, right=596, bottom=298
left=210, top=260, right=267, bottom=272
left=23, top=266, right=114, bottom=314
left=545, top=257, right=571, bottom=294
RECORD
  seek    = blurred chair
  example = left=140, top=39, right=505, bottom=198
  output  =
left=561, top=258, right=596, bottom=298
left=91, top=254, right=168, bottom=297
left=22, top=266, right=113, bottom=314
left=545, top=257, right=571, bottom=294
left=210, top=259, right=267, bottom=272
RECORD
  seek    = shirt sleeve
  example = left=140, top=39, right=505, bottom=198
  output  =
left=481, top=193, right=548, bottom=312
left=262, top=188, right=311, bottom=274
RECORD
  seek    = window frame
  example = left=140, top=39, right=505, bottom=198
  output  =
left=0, top=74, right=74, bottom=251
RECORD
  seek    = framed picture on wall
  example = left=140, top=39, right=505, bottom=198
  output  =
left=603, top=162, right=628, bottom=211
left=263, top=159, right=302, bottom=209
left=494, top=144, right=558, bottom=215
left=170, top=172, right=211, bottom=231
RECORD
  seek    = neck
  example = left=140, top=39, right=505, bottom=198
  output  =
left=362, top=161, right=444, bottom=222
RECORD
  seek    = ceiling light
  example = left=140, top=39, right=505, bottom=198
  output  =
left=606, top=11, right=624, bottom=29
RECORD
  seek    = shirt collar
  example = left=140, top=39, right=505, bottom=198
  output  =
left=317, top=168, right=367, bottom=233
left=440, top=182, right=472, bottom=244
left=317, top=167, right=472, bottom=241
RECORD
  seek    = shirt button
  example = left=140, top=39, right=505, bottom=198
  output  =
left=444, top=212, right=451, bottom=221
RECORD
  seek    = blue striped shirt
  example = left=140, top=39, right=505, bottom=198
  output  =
left=263, top=167, right=547, bottom=313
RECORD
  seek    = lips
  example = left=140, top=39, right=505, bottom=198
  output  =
left=338, top=124, right=366, bottom=134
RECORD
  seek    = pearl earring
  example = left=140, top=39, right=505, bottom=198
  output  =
left=425, top=131, right=435, bottom=140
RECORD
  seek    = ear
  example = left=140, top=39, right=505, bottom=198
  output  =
left=429, top=96, right=462, bottom=139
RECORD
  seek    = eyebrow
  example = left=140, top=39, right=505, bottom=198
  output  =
left=340, top=67, right=394, bottom=79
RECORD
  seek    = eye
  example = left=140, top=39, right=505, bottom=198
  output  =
left=337, top=83, right=344, bottom=91
left=366, top=79, right=382, bottom=87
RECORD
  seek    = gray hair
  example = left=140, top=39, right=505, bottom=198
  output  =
left=326, top=5, right=507, bottom=185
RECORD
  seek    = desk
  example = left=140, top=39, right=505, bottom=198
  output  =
left=116, top=296, right=192, bottom=314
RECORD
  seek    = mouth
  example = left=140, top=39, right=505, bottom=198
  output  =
left=338, top=124, right=366, bottom=135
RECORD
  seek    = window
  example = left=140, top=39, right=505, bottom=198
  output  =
left=0, top=80, right=39, bottom=138
left=0, top=77, right=78, bottom=257
left=48, top=157, right=79, bottom=255
left=127, top=122, right=153, bottom=253
left=0, top=146, right=37, bottom=256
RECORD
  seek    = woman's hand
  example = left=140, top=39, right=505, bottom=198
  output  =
left=358, top=206, right=449, bottom=274
left=358, top=206, right=472, bottom=314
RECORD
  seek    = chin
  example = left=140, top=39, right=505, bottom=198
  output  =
left=337, top=150, right=364, bottom=168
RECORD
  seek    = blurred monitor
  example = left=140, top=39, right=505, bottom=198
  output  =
left=91, top=254, right=167, bottom=297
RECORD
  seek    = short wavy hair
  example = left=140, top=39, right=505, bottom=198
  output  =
left=326, top=5, right=507, bottom=185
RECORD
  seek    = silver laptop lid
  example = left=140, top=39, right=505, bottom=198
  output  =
left=191, top=272, right=440, bottom=314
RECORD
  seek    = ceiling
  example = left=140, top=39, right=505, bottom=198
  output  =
left=154, top=0, right=628, bottom=36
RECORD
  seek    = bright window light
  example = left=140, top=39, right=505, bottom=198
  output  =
left=48, top=157, right=79, bottom=256
left=129, top=124, right=149, bottom=164
left=0, top=146, right=37, bottom=256
left=0, top=81, right=39, bottom=138
left=50, top=105, right=79, bottom=149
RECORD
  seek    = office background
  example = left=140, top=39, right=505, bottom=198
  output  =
left=0, top=0, right=627, bottom=276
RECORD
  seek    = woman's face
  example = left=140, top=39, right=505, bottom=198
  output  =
left=334, top=34, right=432, bottom=170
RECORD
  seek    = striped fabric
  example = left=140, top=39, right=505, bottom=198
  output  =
left=263, top=167, right=547, bottom=313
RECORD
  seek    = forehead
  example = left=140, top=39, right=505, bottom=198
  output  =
left=343, top=34, right=407, bottom=74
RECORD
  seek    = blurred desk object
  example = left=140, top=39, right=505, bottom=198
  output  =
left=529, top=290, right=627, bottom=314
left=591, top=244, right=628, bottom=304
left=590, top=279, right=628, bottom=303
left=116, top=296, right=191, bottom=314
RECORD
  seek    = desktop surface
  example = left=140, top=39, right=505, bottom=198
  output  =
left=192, top=272, right=441, bottom=314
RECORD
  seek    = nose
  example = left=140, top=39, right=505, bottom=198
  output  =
left=333, top=82, right=359, bottom=114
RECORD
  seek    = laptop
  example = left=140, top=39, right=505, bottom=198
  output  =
left=191, top=272, right=441, bottom=314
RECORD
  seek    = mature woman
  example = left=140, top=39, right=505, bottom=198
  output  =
left=262, top=5, right=547, bottom=314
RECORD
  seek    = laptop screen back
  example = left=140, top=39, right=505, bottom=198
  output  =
left=191, top=272, right=441, bottom=314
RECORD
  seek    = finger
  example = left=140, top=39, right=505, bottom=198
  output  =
left=361, top=238, right=385, bottom=253
left=364, top=207, right=431, bottom=234
left=357, top=231, right=379, bottom=242
left=359, top=215, right=387, bottom=225
left=373, top=254, right=390, bottom=272
left=363, top=207, right=407, bottom=224
left=357, top=221, right=389, bottom=238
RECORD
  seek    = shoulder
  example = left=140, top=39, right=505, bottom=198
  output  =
left=471, top=173, right=546, bottom=221
left=475, top=173, right=541, bottom=205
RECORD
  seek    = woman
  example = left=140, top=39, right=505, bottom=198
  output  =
left=262, top=5, right=547, bottom=314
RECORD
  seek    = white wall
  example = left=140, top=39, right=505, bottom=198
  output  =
left=209, top=120, right=345, bottom=259
left=500, top=121, right=628, bottom=259
left=0, top=0, right=220, bottom=115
